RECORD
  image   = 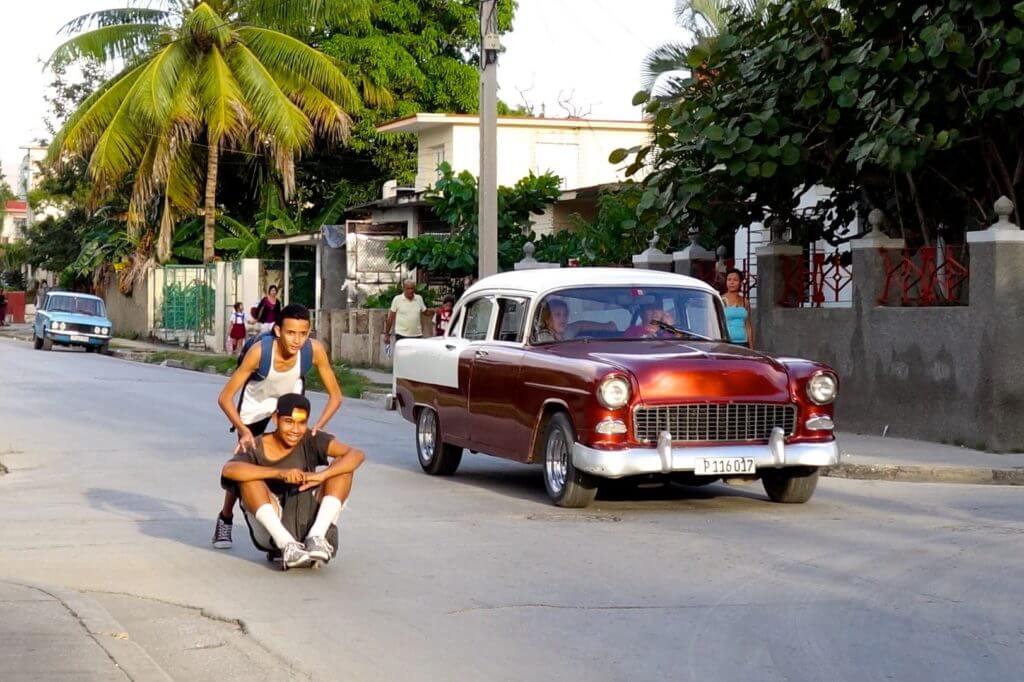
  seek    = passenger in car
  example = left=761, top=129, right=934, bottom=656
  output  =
left=533, top=299, right=617, bottom=343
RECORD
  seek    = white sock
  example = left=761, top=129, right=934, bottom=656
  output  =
left=254, top=504, right=296, bottom=548
left=308, top=496, right=343, bottom=539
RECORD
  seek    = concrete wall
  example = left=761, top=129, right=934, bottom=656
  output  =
left=329, top=308, right=434, bottom=369
left=755, top=238, right=1024, bottom=451
left=101, top=271, right=151, bottom=338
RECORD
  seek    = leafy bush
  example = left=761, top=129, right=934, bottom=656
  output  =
left=619, top=0, right=1024, bottom=247
left=363, top=282, right=437, bottom=309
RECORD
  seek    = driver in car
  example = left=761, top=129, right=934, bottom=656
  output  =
left=624, top=303, right=676, bottom=338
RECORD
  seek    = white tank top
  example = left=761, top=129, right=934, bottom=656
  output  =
left=238, top=342, right=304, bottom=424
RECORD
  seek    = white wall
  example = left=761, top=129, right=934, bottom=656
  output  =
left=414, top=127, right=455, bottom=190
left=435, top=122, right=651, bottom=190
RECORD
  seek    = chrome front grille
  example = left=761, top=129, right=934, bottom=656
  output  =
left=633, top=403, right=797, bottom=444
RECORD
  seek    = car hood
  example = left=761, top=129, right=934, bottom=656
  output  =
left=548, top=339, right=792, bottom=403
left=42, top=311, right=113, bottom=327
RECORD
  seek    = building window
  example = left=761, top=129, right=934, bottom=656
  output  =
left=431, top=145, right=446, bottom=181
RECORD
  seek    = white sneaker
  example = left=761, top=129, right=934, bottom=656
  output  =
left=281, top=542, right=312, bottom=570
left=304, top=535, right=333, bottom=563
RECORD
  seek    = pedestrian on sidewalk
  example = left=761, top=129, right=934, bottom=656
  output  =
left=35, top=281, right=48, bottom=308
left=382, top=280, right=426, bottom=353
left=252, top=285, right=282, bottom=334
left=214, top=304, right=343, bottom=550
left=221, top=393, right=364, bottom=570
left=229, top=302, right=247, bottom=353
left=723, top=268, right=753, bottom=349
left=0, top=286, right=7, bottom=327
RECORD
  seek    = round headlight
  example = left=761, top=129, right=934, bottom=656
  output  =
left=50, top=321, right=59, bottom=330
left=597, top=376, right=631, bottom=409
left=94, top=326, right=102, bottom=334
left=806, top=372, right=838, bottom=405
left=59, top=321, right=67, bottom=331
left=103, top=327, right=110, bottom=335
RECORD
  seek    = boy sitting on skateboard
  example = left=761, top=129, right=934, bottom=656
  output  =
left=221, top=394, right=364, bottom=570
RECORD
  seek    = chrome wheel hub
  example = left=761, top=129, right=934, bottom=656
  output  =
left=417, top=409, right=437, bottom=464
left=545, top=430, right=569, bottom=495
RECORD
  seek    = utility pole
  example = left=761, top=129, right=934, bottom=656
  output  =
left=478, top=0, right=500, bottom=278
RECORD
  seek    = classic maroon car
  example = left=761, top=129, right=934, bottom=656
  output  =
left=387, top=268, right=839, bottom=507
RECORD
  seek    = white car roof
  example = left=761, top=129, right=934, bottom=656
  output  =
left=461, top=267, right=716, bottom=299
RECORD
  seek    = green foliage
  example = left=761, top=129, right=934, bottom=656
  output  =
left=386, top=162, right=562, bottom=278
left=621, top=0, right=1024, bottom=247
left=363, top=282, right=437, bottom=309
left=49, top=0, right=370, bottom=263
left=302, top=0, right=518, bottom=216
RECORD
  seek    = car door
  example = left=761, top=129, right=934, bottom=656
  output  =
left=468, top=296, right=531, bottom=459
left=436, top=296, right=495, bottom=445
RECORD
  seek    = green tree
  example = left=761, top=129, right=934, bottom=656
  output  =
left=48, top=1, right=373, bottom=264
left=301, top=0, right=517, bottom=217
left=386, top=162, right=562, bottom=278
left=621, top=0, right=1024, bottom=249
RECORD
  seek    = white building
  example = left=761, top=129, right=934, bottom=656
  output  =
left=376, top=113, right=652, bottom=194
left=18, top=145, right=48, bottom=199
left=1, top=200, right=28, bottom=244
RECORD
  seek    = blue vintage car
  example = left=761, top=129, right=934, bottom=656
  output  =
left=32, top=291, right=114, bottom=353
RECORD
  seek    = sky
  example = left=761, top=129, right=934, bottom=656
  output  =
left=0, top=0, right=689, bottom=186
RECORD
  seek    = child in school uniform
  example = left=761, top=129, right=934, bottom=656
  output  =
left=229, top=302, right=247, bottom=353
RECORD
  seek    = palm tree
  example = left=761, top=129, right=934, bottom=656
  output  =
left=642, top=0, right=773, bottom=95
left=47, top=1, right=381, bottom=264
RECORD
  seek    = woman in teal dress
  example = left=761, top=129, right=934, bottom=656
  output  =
left=722, top=268, right=753, bottom=348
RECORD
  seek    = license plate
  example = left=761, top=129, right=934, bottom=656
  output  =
left=694, top=457, right=756, bottom=475
left=70, top=334, right=89, bottom=342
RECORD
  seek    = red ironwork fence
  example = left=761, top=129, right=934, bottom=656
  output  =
left=878, top=246, right=969, bottom=306
left=779, top=250, right=853, bottom=308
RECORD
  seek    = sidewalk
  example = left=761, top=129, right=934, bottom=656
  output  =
left=828, top=432, right=1024, bottom=485
left=0, top=580, right=170, bottom=681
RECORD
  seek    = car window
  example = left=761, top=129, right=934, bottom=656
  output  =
left=446, top=308, right=464, bottom=338
left=494, top=297, right=528, bottom=343
left=460, top=298, right=493, bottom=341
left=46, top=295, right=103, bottom=317
left=532, top=286, right=724, bottom=344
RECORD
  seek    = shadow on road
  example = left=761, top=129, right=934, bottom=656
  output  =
left=430, top=457, right=768, bottom=508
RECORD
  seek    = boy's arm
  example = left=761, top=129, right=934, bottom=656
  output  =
left=218, top=344, right=262, bottom=447
left=222, top=460, right=306, bottom=484
left=299, top=438, right=365, bottom=491
left=311, top=340, right=342, bottom=433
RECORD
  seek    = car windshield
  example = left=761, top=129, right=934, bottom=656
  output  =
left=531, top=286, right=724, bottom=344
left=48, top=295, right=104, bottom=317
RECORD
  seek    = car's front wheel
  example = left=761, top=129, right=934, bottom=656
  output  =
left=41, top=336, right=53, bottom=351
left=542, top=413, right=598, bottom=508
left=32, top=331, right=42, bottom=350
left=761, top=467, right=819, bottom=503
left=415, top=407, right=462, bottom=475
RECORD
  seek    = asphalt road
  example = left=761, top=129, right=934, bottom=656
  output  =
left=1, top=339, right=1022, bottom=681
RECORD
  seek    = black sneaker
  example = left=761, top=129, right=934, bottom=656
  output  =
left=212, top=515, right=233, bottom=549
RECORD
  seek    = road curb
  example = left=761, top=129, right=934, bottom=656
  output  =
left=7, top=580, right=173, bottom=681
left=823, top=462, right=1024, bottom=486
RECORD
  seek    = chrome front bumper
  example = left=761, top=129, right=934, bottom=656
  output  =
left=573, top=427, right=839, bottom=479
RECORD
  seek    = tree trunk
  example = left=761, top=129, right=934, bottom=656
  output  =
left=156, top=194, right=173, bottom=263
left=203, top=139, right=220, bottom=263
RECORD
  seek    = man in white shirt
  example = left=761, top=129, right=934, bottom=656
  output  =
left=383, top=280, right=426, bottom=347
